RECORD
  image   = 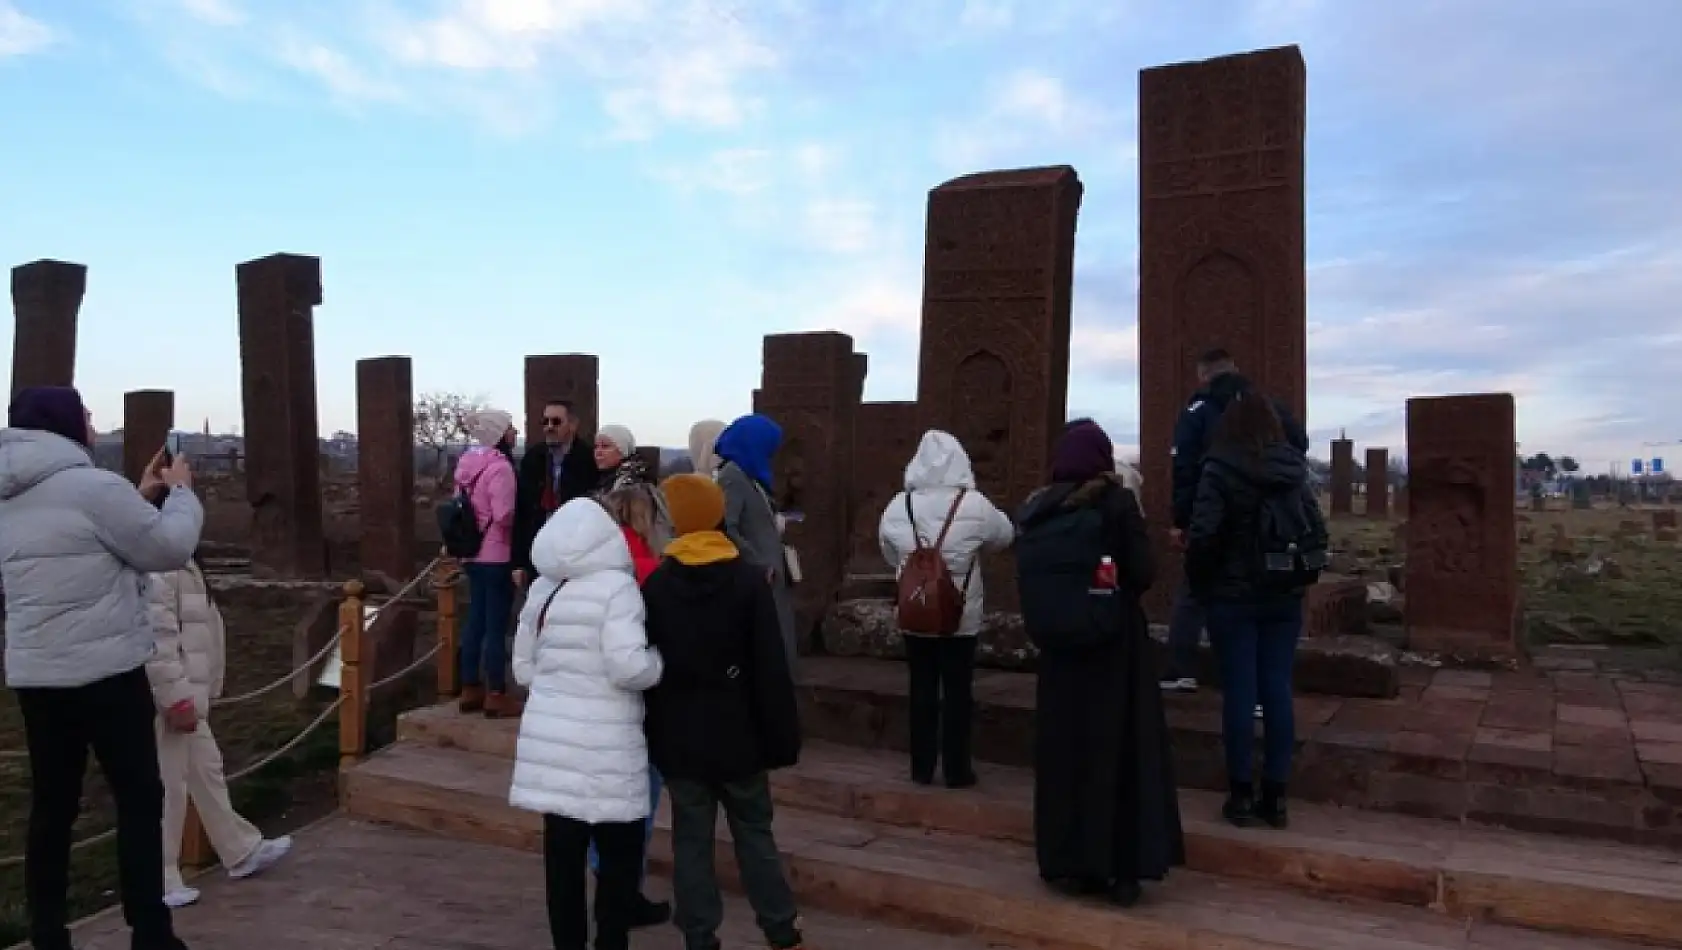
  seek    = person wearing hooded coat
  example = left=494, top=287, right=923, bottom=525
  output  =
left=877, top=430, right=1014, bottom=787
left=451, top=408, right=522, bottom=718
left=0, top=386, right=201, bottom=950
left=510, top=498, right=664, bottom=950
left=713, top=414, right=797, bottom=667
left=1014, top=421, right=1183, bottom=907
left=1184, top=389, right=1326, bottom=830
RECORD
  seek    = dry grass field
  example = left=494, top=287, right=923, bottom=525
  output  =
left=1328, top=496, right=1682, bottom=660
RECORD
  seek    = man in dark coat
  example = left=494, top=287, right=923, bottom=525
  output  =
left=1161, top=349, right=1308, bottom=693
left=511, top=399, right=596, bottom=588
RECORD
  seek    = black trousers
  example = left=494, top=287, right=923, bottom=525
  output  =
left=543, top=813, right=644, bottom=950
left=15, top=666, right=182, bottom=950
left=905, top=635, right=977, bottom=782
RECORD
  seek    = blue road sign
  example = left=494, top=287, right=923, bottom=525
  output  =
left=1654, top=458, right=1665, bottom=474
left=1632, top=459, right=1644, bottom=474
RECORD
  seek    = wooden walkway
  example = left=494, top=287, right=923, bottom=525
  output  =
left=65, top=816, right=992, bottom=949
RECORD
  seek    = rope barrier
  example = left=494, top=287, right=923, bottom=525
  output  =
left=213, top=555, right=444, bottom=709
left=368, top=642, right=444, bottom=693
left=0, top=556, right=449, bottom=869
left=0, top=696, right=347, bottom=870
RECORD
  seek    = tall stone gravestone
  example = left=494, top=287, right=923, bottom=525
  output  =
left=1137, top=46, right=1308, bottom=617
left=917, top=167, right=1081, bottom=611
left=122, top=390, right=174, bottom=485
left=753, top=332, right=861, bottom=651
left=1366, top=447, right=1390, bottom=519
left=849, top=401, right=921, bottom=575
left=1404, top=394, right=1518, bottom=660
left=236, top=253, right=327, bottom=579
left=524, top=354, right=598, bottom=448
left=10, top=259, right=85, bottom=398
left=1329, top=435, right=1353, bottom=515
left=356, top=357, right=416, bottom=583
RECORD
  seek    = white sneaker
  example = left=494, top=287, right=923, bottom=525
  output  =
left=1159, top=677, right=1199, bottom=693
left=228, top=836, right=292, bottom=880
left=1254, top=704, right=1265, bottom=719
left=164, top=886, right=200, bottom=908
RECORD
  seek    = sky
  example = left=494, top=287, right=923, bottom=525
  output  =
left=2, top=0, right=1679, bottom=471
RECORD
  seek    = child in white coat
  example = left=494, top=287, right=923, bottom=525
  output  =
left=509, top=498, right=664, bottom=950
left=143, top=487, right=292, bottom=908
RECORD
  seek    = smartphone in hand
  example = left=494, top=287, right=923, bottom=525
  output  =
left=163, top=432, right=182, bottom=461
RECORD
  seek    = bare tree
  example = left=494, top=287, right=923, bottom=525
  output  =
left=414, top=391, right=486, bottom=484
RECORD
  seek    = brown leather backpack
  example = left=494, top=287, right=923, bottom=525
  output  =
left=894, top=490, right=972, bottom=636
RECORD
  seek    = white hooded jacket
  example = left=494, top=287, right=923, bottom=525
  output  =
left=877, top=431, right=1016, bottom=637
left=509, top=498, right=663, bottom=823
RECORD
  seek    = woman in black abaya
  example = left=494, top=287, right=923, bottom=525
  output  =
left=1014, top=420, right=1184, bottom=906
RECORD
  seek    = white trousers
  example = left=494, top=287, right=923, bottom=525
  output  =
left=156, top=719, right=263, bottom=891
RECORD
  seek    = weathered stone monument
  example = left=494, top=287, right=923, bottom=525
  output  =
left=1366, top=447, right=1390, bottom=519
left=916, top=167, right=1082, bottom=610
left=236, top=253, right=326, bottom=579
left=753, top=332, right=861, bottom=649
left=1137, top=46, right=1308, bottom=616
left=524, top=354, right=598, bottom=446
left=356, top=357, right=415, bottom=583
left=848, top=401, right=921, bottom=574
left=1404, top=394, right=1518, bottom=659
left=10, top=259, right=85, bottom=398
left=122, top=389, right=174, bottom=485
left=1329, top=433, right=1353, bottom=515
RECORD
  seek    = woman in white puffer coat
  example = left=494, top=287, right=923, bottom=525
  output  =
left=878, top=430, right=1015, bottom=789
left=509, top=497, right=663, bottom=950
left=143, top=498, right=292, bottom=910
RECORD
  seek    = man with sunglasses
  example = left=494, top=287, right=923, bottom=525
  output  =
left=512, top=400, right=598, bottom=588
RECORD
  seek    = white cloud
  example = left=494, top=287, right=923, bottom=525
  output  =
left=649, top=147, right=775, bottom=196
left=178, top=0, right=244, bottom=27
left=277, top=37, right=404, bottom=104
left=0, top=1, right=54, bottom=57
left=807, top=276, right=921, bottom=339
left=801, top=198, right=882, bottom=255
left=933, top=69, right=1111, bottom=171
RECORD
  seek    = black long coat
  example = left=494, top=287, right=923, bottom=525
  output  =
left=1016, top=475, right=1185, bottom=886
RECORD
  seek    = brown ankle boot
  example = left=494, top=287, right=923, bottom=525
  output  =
left=457, top=685, right=485, bottom=714
left=484, top=691, right=524, bottom=719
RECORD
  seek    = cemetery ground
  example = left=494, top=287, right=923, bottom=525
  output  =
left=1331, top=500, right=1682, bottom=668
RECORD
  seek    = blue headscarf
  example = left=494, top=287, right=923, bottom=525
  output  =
left=714, top=413, right=781, bottom=489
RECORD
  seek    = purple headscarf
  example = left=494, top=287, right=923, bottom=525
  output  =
left=1051, top=420, right=1114, bottom=483
left=8, top=386, right=89, bottom=447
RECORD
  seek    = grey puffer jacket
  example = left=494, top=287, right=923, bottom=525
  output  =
left=0, top=428, right=205, bottom=688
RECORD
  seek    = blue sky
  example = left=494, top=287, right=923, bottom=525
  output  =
left=2, top=0, right=1679, bottom=470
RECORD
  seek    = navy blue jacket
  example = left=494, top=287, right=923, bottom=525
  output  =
left=1169, top=372, right=1308, bottom=530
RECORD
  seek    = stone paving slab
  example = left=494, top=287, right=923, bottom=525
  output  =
left=65, top=817, right=999, bottom=949
left=795, top=657, right=1682, bottom=847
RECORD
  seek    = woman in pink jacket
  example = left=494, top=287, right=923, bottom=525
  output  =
left=453, top=409, right=522, bottom=718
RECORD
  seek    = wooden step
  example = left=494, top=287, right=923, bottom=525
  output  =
left=394, top=703, right=1682, bottom=947
left=342, top=741, right=1658, bottom=950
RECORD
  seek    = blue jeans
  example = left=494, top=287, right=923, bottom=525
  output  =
left=1165, top=582, right=1205, bottom=681
left=590, top=768, right=662, bottom=885
left=461, top=562, right=514, bottom=692
left=1206, top=598, right=1302, bottom=784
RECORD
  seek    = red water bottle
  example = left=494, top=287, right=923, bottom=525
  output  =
left=1092, top=555, right=1117, bottom=592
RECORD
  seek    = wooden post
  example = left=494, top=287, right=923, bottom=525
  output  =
left=338, top=579, right=367, bottom=769
left=179, top=801, right=214, bottom=868
left=434, top=559, right=460, bottom=697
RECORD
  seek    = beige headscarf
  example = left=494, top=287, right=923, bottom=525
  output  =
left=1115, top=458, right=1145, bottom=514
left=687, top=419, right=726, bottom=478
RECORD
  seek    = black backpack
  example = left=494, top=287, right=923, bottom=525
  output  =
left=1254, top=485, right=1330, bottom=593
left=1014, top=496, right=1125, bottom=653
left=436, top=469, right=488, bottom=559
